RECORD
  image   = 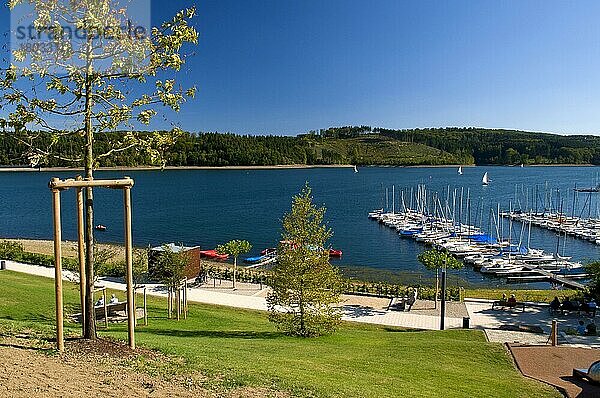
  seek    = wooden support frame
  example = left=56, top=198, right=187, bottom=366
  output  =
left=50, top=176, right=135, bottom=352
left=92, top=286, right=108, bottom=329
left=134, top=285, right=149, bottom=327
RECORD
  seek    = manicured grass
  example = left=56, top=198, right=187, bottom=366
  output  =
left=464, top=288, right=578, bottom=303
left=0, top=270, right=559, bottom=398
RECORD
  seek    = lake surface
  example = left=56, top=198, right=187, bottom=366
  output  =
left=2, top=166, right=600, bottom=287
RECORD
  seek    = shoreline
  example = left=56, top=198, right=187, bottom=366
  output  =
left=0, top=163, right=597, bottom=172
left=0, top=164, right=354, bottom=172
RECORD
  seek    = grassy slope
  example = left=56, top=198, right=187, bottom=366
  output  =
left=308, top=135, right=462, bottom=165
left=0, top=270, right=559, bottom=398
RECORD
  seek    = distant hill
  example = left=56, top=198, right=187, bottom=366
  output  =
left=1, top=126, right=599, bottom=167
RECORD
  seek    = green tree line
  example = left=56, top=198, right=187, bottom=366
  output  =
left=2, top=126, right=600, bottom=167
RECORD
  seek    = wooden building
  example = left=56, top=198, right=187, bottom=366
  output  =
left=148, top=243, right=201, bottom=280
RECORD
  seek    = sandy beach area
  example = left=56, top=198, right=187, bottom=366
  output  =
left=1, top=238, right=227, bottom=269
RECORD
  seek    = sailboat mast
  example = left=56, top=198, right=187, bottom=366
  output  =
left=385, top=187, right=389, bottom=212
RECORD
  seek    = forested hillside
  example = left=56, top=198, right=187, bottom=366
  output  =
left=1, top=126, right=599, bottom=167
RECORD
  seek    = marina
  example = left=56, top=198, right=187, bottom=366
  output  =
left=368, top=182, right=590, bottom=289
left=501, top=211, right=600, bottom=246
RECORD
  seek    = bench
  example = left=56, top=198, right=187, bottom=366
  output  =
left=95, top=302, right=128, bottom=319
left=573, top=360, right=600, bottom=385
left=492, top=300, right=525, bottom=312
left=387, top=297, right=406, bottom=311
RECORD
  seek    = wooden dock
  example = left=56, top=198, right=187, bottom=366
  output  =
left=506, top=266, right=587, bottom=290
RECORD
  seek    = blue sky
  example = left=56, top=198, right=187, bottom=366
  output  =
left=3, top=1, right=600, bottom=135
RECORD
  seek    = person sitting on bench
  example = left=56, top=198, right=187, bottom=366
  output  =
left=561, top=297, right=577, bottom=312
left=109, top=294, right=119, bottom=304
left=586, top=322, right=597, bottom=336
left=586, top=299, right=597, bottom=316
left=95, top=296, right=104, bottom=307
left=549, top=296, right=561, bottom=312
left=405, top=288, right=418, bottom=311
left=507, top=294, right=517, bottom=307
left=577, top=320, right=587, bottom=335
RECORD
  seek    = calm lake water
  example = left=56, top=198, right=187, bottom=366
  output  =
left=2, top=166, right=600, bottom=287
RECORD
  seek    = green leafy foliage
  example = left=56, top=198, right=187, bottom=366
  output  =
left=417, top=249, right=464, bottom=271
left=216, top=240, right=252, bottom=259
left=3, top=126, right=599, bottom=167
left=150, top=245, right=189, bottom=289
left=267, top=185, right=344, bottom=337
left=216, top=239, right=252, bottom=289
left=585, top=261, right=600, bottom=300
left=0, top=240, right=78, bottom=270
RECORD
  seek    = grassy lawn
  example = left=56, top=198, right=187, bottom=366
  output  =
left=0, top=270, right=559, bottom=398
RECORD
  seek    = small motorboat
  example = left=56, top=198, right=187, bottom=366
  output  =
left=329, top=249, right=343, bottom=257
left=95, top=224, right=107, bottom=231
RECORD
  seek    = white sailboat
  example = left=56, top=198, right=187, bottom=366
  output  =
left=457, top=166, right=463, bottom=175
left=482, top=172, right=490, bottom=186
left=353, top=165, right=358, bottom=173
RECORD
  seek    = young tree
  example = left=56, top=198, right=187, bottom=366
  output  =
left=585, top=261, right=600, bottom=300
left=0, top=1, right=197, bottom=339
left=417, top=249, right=463, bottom=308
left=132, top=248, right=149, bottom=287
left=267, top=185, right=343, bottom=337
left=151, top=244, right=188, bottom=319
left=216, top=239, right=251, bottom=290
left=152, top=246, right=188, bottom=288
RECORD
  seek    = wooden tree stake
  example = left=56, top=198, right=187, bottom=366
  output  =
left=51, top=186, right=64, bottom=353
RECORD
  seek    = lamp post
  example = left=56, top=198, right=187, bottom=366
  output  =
left=440, top=259, right=447, bottom=331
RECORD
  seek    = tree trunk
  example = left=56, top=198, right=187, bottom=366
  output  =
left=299, top=285, right=304, bottom=336
left=83, top=67, right=96, bottom=339
left=233, top=257, right=237, bottom=289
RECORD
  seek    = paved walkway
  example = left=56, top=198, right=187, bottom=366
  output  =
left=464, top=299, right=600, bottom=345
left=3, top=260, right=598, bottom=340
left=2, top=261, right=464, bottom=330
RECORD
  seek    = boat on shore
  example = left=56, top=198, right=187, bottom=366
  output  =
left=260, top=247, right=277, bottom=255
left=329, top=248, right=343, bottom=257
left=200, top=249, right=229, bottom=261
left=244, top=255, right=268, bottom=264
